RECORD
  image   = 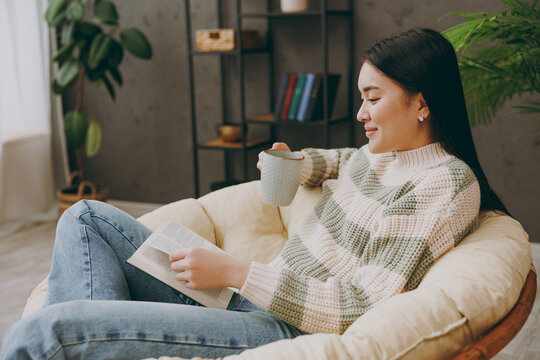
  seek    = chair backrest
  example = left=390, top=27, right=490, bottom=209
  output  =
left=453, top=266, right=537, bottom=359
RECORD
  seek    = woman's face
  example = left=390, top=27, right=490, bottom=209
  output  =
left=356, top=61, right=433, bottom=153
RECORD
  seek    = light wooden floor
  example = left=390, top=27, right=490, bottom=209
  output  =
left=0, top=202, right=539, bottom=359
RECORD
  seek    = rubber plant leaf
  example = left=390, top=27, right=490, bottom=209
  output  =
left=57, top=60, right=82, bottom=87
left=107, top=39, right=124, bottom=68
left=94, top=0, right=118, bottom=25
left=120, top=28, right=152, bottom=59
left=53, top=43, right=74, bottom=63
left=86, top=117, right=102, bottom=157
left=45, top=0, right=67, bottom=26
left=88, top=34, right=113, bottom=69
left=61, top=21, right=75, bottom=47
left=66, top=1, right=84, bottom=21
left=75, top=22, right=102, bottom=40
left=64, top=110, right=88, bottom=149
left=108, top=67, right=123, bottom=86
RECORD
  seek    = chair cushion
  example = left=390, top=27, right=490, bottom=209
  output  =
left=23, top=181, right=531, bottom=360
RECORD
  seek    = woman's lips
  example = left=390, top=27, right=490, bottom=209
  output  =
left=365, top=127, right=377, bottom=137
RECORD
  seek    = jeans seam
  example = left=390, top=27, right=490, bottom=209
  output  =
left=90, top=214, right=139, bottom=250
left=60, top=337, right=251, bottom=349
left=44, top=343, right=62, bottom=360
left=82, top=224, right=92, bottom=300
left=65, top=206, right=93, bottom=301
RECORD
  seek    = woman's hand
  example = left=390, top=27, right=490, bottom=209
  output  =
left=257, top=142, right=292, bottom=171
left=170, top=247, right=251, bottom=290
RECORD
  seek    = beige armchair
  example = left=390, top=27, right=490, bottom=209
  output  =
left=23, top=181, right=533, bottom=359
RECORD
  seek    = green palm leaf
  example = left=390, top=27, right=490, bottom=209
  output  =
left=441, top=0, right=540, bottom=143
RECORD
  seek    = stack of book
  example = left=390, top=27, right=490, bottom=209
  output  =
left=274, top=72, right=341, bottom=122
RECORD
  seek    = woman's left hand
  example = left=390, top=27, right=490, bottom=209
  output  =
left=169, top=247, right=251, bottom=290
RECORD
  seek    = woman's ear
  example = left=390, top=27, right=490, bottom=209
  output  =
left=417, top=93, right=430, bottom=119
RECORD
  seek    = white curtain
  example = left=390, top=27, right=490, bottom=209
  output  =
left=0, top=0, right=66, bottom=237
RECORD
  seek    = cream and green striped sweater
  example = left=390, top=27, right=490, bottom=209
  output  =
left=239, top=142, right=481, bottom=334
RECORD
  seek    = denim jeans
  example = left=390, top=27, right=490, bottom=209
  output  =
left=0, top=200, right=306, bottom=360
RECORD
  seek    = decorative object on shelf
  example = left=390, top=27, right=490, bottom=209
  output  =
left=275, top=72, right=341, bottom=122
left=216, top=124, right=244, bottom=142
left=441, top=0, right=539, bottom=144
left=196, top=28, right=259, bottom=52
left=280, top=0, right=308, bottom=13
left=45, top=0, right=153, bottom=209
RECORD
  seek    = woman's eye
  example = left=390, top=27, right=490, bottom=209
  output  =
left=361, top=98, right=379, bottom=104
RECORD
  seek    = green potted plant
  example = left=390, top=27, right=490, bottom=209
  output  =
left=45, top=0, right=152, bottom=211
left=441, top=0, right=539, bottom=143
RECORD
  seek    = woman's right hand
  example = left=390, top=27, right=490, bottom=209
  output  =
left=257, top=142, right=292, bottom=171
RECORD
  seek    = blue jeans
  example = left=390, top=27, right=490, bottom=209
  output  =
left=0, top=200, right=306, bottom=360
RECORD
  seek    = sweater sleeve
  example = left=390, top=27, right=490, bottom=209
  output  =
left=239, top=164, right=481, bottom=334
left=298, top=148, right=357, bottom=187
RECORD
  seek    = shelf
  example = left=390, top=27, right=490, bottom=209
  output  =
left=198, top=138, right=272, bottom=150
left=241, top=10, right=352, bottom=18
left=247, top=113, right=350, bottom=126
left=190, top=48, right=270, bottom=56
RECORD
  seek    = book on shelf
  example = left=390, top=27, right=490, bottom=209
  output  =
left=274, top=73, right=290, bottom=121
left=305, top=73, right=341, bottom=121
left=297, top=73, right=316, bottom=122
left=288, top=73, right=306, bottom=121
left=279, top=73, right=297, bottom=121
left=126, top=219, right=236, bottom=309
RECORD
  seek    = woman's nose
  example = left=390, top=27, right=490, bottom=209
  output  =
left=357, top=102, right=368, bottom=122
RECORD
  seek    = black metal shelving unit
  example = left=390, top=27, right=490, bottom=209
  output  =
left=185, top=0, right=354, bottom=198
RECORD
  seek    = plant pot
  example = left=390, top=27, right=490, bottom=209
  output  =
left=280, top=0, right=308, bottom=13
left=56, top=171, right=109, bottom=214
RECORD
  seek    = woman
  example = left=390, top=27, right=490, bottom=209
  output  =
left=1, top=28, right=510, bottom=359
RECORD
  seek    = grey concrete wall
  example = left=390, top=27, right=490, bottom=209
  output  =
left=63, top=0, right=539, bottom=242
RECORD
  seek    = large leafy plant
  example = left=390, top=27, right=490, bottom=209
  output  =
left=441, top=0, right=539, bottom=142
left=45, top=0, right=152, bottom=179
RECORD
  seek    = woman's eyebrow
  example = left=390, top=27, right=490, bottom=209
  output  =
left=361, top=85, right=380, bottom=92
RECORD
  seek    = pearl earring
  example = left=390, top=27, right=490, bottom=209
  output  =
left=418, top=115, right=425, bottom=122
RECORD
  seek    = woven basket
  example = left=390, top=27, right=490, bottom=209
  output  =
left=56, top=171, right=109, bottom=213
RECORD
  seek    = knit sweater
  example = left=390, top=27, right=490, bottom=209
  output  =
left=239, top=142, right=481, bottom=334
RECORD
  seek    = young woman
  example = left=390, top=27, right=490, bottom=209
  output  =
left=1, top=28, right=510, bottom=359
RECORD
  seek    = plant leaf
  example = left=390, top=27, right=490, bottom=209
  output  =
left=88, top=34, right=113, bottom=69
left=75, top=21, right=102, bottom=40
left=45, top=0, right=67, bottom=26
left=86, top=117, right=102, bottom=157
left=66, top=1, right=84, bottom=21
left=52, top=11, right=67, bottom=27
left=64, top=110, right=88, bottom=149
left=61, top=21, right=75, bottom=47
left=108, top=67, right=123, bottom=86
left=57, top=60, right=82, bottom=87
left=107, top=39, right=124, bottom=68
left=53, top=43, right=74, bottom=63
left=101, top=74, right=116, bottom=101
left=120, top=28, right=152, bottom=59
left=94, top=0, right=118, bottom=25
left=71, top=39, right=87, bottom=60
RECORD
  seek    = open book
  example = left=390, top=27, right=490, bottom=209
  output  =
left=127, top=219, right=235, bottom=309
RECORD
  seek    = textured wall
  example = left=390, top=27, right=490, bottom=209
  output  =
left=64, top=0, right=539, bottom=242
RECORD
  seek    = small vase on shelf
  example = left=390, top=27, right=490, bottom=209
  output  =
left=280, top=0, right=308, bottom=13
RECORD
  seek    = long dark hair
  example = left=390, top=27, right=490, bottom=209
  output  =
left=363, top=28, right=511, bottom=216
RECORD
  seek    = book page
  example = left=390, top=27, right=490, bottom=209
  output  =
left=147, top=220, right=227, bottom=255
left=127, top=220, right=235, bottom=309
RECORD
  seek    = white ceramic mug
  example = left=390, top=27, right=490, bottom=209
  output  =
left=280, top=0, right=308, bottom=13
left=261, top=149, right=304, bottom=206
